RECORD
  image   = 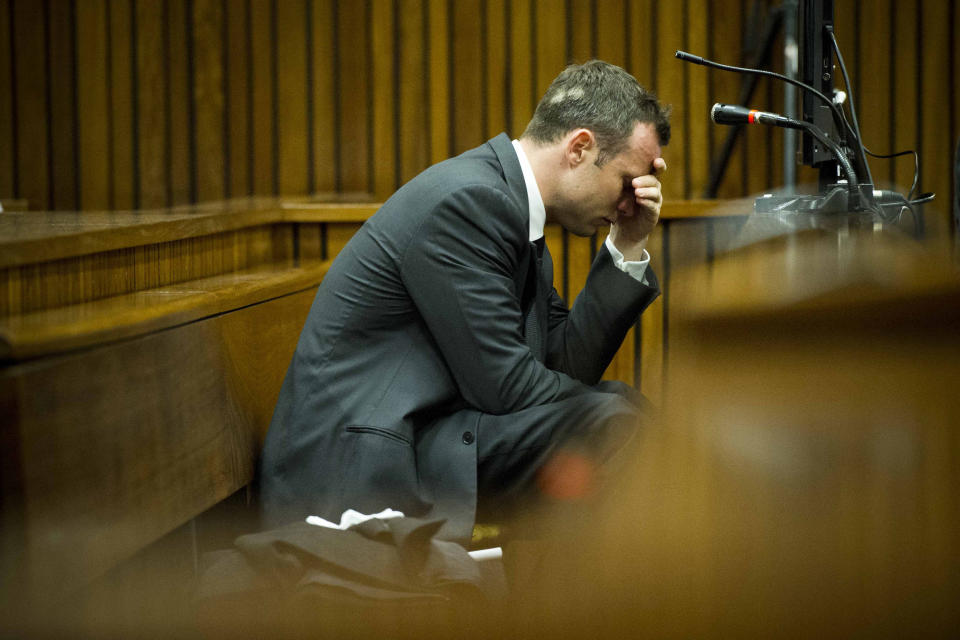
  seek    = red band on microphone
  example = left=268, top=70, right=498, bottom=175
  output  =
left=748, top=109, right=759, bottom=124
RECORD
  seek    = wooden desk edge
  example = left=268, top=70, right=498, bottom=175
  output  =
left=0, top=261, right=330, bottom=361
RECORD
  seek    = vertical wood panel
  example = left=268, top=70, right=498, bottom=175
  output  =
left=371, top=0, right=396, bottom=198
left=225, top=0, right=249, bottom=198
left=276, top=0, right=309, bottom=196
left=708, top=0, right=743, bottom=199
left=534, top=0, right=565, bottom=99
left=569, top=0, right=593, bottom=62
left=655, top=0, right=684, bottom=201
left=168, top=0, right=192, bottom=205
left=338, top=0, right=370, bottom=191
left=396, top=0, right=426, bottom=185
left=0, top=0, right=13, bottom=199
left=13, top=0, right=49, bottom=209
left=857, top=0, right=891, bottom=190
left=76, top=0, right=110, bottom=210
left=451, top=0, right=483, bottom=155
left=626, top=0, right=654, bottom=87
left=135, top=0, right=167, bottom=209
left=310, top=0, right=336, bottom=192
left=686, top=0, right=709, bottom=199
left=426, top=0, right=449, bottom=162
left=891, top=0, right=919, bottom=197
left=250, top=0, right=274, bottom=195
left=194, top=0, right=226, bottom=202
left=48, top=0, right=78, bottom=210
left=484, top=0, right=507, bottom=139
left=640, top=225, right=664, bottom=403
left=595, top=0, right=625, bottom=68
left=920, top=0, right=951, bottom=236
left=109, top=0, right=135, bottom=209
left=508, top=0, right=532, bottom=137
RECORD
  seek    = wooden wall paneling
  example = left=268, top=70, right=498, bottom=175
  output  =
left=857, top=0, right=892, bottom=190
left=626, top=0, right=654, bottom=90
left=135, top=0, right=168, bottom=209
left=47, top=0, right=78, bottom=211
left=740, top=1, right=768, bottom=197
left=371, top=0, right=396, bottom=199
left=193, top=0, right=226, bottom=202
left=595, top=0, right=626, bottom=68
left=310, top=0, right=336, bottom=193
left=395, top=0, right=426, bottom=186
left=225, top=0, right=250, bottom=198
left=954, top=0, right=959, bottom=226
left=508, top=0, right=533, bottom=138
left=663, top=219, right=707, bottom=385
left=426, top=0, right=449, bottom=163
left=326, top=222, right=362, bottom=260
left=167, top=0, right=192, bottom=206
left=534, top=0, right=565, bottom=99
left=0, top=0, right=13, bottom=200
left=451, top=0, right=484, bottom=156
left=12, top=0, right=49, bottom=210
left=276, top=0, right=309, bottom=198
left=109, top=0, right=135, bottom=210
left=569, top=0, right=594, bottom=62
left=297, top=223, right=323, bottom=261
left=639, top=224, right=663, bottom=402
left=686, top=0, right=709, bottom=199
left=655, top=0, right=685, bottom=201
left=920, top=0, right=952, bottom=238
left=891, top=1, right=919, bottom=199
left=337, top=1, right=371, bottom=192
left=76, top=0, right=110, bottom=211
left=707, top=0, right=743, bottom=199
left=484, top=0, right=507, bottom=140
left=764, top=7, right=784, bottom=192
left=250, top=0, right=275, bottom=195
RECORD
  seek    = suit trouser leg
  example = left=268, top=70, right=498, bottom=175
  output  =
left=473, top=384, right=643, bottom=523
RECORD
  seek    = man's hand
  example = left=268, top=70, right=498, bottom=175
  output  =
left=609, top=157, right=667, bottom=261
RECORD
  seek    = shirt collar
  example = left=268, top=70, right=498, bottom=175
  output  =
left=511, top=139, right=546, bottom=242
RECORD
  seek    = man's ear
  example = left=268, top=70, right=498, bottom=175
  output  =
left=565, top=129, right=595, bottom=167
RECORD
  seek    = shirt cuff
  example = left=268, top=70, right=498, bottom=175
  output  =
left=605, top=234, right=650, bottom=284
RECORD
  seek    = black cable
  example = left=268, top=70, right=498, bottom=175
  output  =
left=675, top=50, right=860, bottom=154
left=826, top=26, right=874, bottom=188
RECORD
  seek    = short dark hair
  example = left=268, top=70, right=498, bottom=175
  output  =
left=521, top=60, right=671, bottom=165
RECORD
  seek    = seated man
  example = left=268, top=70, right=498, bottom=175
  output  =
left=259, top=60, right=670, bottom=544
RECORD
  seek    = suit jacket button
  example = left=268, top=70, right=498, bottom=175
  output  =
left=462, top=431, right=475, bottom=445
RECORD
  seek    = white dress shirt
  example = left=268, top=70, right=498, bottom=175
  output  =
left=511, top=139, right=650, bottom=283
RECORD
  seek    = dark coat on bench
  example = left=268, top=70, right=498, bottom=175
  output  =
left=258, top=134, right=659, bottom=543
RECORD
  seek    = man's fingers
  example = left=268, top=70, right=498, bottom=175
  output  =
left=652, top=157, right=667, bottom=174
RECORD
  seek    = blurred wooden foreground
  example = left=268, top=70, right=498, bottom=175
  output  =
left=1, top=198, right=958, bottom=636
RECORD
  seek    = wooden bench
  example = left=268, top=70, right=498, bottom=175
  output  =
left=0, top=197, right=377, bottom=615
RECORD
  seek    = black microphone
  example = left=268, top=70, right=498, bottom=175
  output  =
left=711, top=103, right=806, bottom=130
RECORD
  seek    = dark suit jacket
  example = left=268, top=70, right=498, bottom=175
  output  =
left=259, top=134, right=660, bottom=543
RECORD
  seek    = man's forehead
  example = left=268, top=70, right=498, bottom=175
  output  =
left=617, top=123, right=662, bottom=173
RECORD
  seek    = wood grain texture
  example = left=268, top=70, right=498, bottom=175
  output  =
left=0, top=286, right=316, bottom=605
left=276, top=0, right=309, bottom=197
left=47, top=0, right=78, bottom=210
left=76, top=0, right=111, bottom=210
left=2, top=0, right=954, bottom=224
left=167, top=0, right=192, bottom=206
left=12, top=0, right=49, bottom=210
left=0, top=0, right=13, bottom=199
left=135, top=0, right=168, bottom=209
